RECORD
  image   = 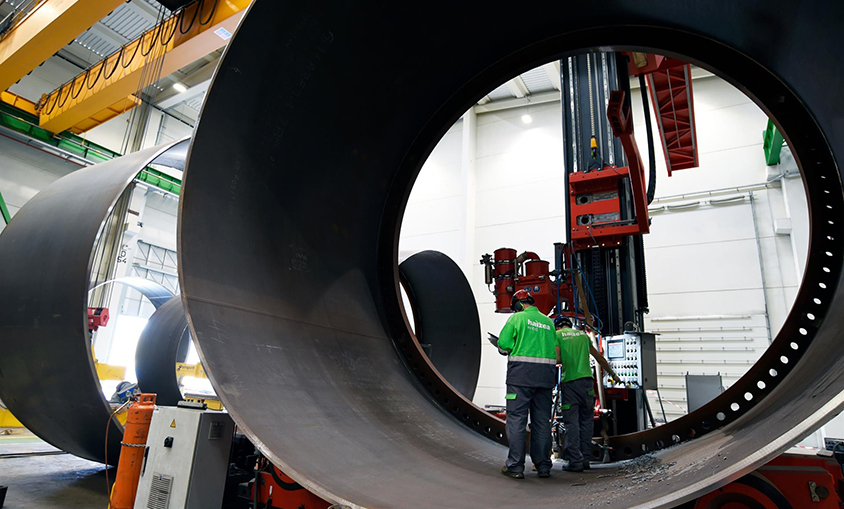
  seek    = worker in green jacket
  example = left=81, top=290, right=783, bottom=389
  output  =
left=554, top=316, right=620, bottom=472
left=491, top=289, right=557, bottom=479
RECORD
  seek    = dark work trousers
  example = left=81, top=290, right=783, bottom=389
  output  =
left=561, top=377, right=595, bottom=467
left=504, top=384, right=553, bottom=474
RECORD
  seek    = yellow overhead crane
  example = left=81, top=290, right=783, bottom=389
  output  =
left=0, top=0, right=125, bottom=94
left=35, top=0, right=251, bottom=134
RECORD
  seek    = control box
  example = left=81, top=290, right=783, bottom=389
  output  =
left=602, top=332, right=657, bottom=389
left=134, top=405, right=234, bottom=509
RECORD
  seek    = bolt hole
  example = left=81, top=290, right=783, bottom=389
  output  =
left=770, top=368, right=778, bottom=377
left=780, top=355, right=789, bottom=364
left=641, top=444, right=648, bottom=453
left=484, top=427, right=491, bottom=434
left=452, top=407, right=459, bottom=413
left=497, top=433, right=504, bottom=439
left=823, top=267, right=831, bottom=273
left=672, top=434, right=681, bottom=443
left=827, top=205, right=833, bottom=209
left=623, top=447, right=633, bottom=456
left=473, top=421, right=480, bottom=427
left=462, top=413, right=470, bottom=420
left=744, top=392, right=753, bottom=401
left=790, top=342, right=799, bottom=350
left=757, top=381, right=766, bottom=390
left=716, top=412, right=726, bottom=421
left=814, top=298, right=823, bottom=305
left=807, top=313, right=816, bottom=320
left=656, top=440, right=665, bottom=448
left=689, top=429, right=696, bottom=438
left=820, top=282, right=827, bottom=289
left=434, top=390, right=441, bottom=396
left=799, top=328, right=808, bottom=335
left=702, top=421, right=711, bottom=430
left=826, top=251, right=833, bottom=257
left=731, top=403, right=740, bottom=412
left=443, top=398, right=450, bottom=405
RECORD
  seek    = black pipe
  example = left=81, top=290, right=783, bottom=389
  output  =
left=639, top=74, right=657, bottom=204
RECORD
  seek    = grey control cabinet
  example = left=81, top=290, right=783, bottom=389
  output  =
left=134, top=406, right=234, bottom=509
left=602, top=332, right=658, bottom=390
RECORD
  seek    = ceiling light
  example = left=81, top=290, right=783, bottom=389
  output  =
left=521, top=114, right=532, bottom=124
left=172, top=83, right=188, bottom=93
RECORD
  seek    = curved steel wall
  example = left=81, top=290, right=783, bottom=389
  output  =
left=177, top=2, right=843, bottom=506
left=0, top=139, right=188, bottom=464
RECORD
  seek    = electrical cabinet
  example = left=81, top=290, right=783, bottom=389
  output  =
left=134, top=405, right=233, bottom=509
left=602, top=332, right=657, bottom=390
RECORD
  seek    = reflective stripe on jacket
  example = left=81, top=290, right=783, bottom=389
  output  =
left=498, top=306, right=557, bottom=388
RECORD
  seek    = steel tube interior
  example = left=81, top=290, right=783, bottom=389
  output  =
left=179, top=2, right=844, bottom=507
left=0, top=140, right=188, bottom=464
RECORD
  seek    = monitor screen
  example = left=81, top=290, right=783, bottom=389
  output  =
left=607, top=340, right=625, bottom=360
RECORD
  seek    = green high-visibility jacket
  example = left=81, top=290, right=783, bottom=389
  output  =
left=498, top=306, right=557, bottom=388
left=556, top=327, right=593, bottom=383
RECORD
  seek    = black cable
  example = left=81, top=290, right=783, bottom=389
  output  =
left=139, top=17, right=164, bottom=57
left=85, top=59, right=104, bottom=89
left=69, top=71, right=86, bottom=100
left=159, top=9, right=180, bottom=46
left=56, top=83, right=71, bottom=108
left=120, top=34, right=142, bottom=68
left=102, top=46, right=123, bottom=80
left=178, top=0, right=199, bottom=34
left=199, top=0, right=219, bottom=26
left=639, top=74, right=657, bottom=204
left=42, top=90, right=58, bottom=115
left=269, top=465, right=305, bottom=491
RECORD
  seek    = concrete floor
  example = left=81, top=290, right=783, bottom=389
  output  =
left=0, top=430, right=110, bottom=509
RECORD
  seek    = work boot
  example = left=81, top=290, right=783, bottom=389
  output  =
left=538, top=471, right=551, bottom=478
left=563, top=463, right=584, bottom=473
left=501, top=466, right=525, bottom=479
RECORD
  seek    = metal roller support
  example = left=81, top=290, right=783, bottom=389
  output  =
left=179, top=2, right=844, bottom=507
left=135, top=296, right=191, bottom=407
left=399, top=250, right=481, bottom=400
left=0, top=139, right=189, bottom=465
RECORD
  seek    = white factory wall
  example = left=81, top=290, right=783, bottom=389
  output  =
left=0, top=134, right=81, bottom=233
left=398, top=72, right=811, bottom=429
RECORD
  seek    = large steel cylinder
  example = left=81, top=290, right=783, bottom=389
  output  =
left=0, top=140, right=188, bottom=464
left=178, top=2, right=844, bottom=507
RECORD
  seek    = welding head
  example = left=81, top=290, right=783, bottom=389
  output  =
left=554, top=316, right=572, bottom=329
left=510, top=289, right=534, bottom=312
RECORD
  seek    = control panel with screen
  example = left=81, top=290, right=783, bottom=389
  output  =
left=601, top=332, right=657, bottom=389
